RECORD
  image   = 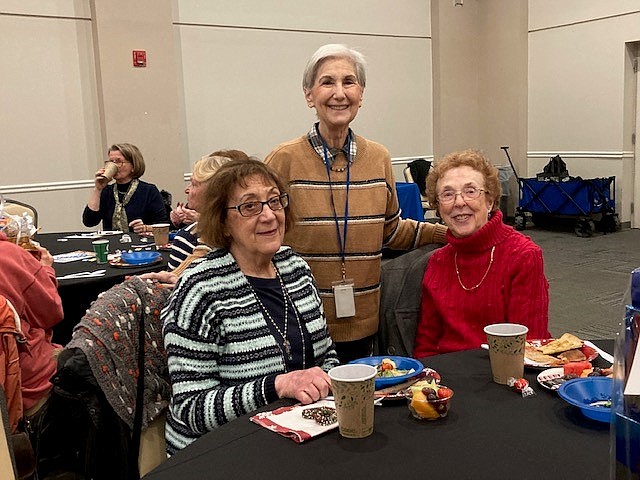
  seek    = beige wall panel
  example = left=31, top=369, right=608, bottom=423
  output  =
left=177, top=27, right=433, bottom=162
left=0, top=14, right=101, bottom=186
left=528, top=13, right=640, bottom=151
left=0, top=0, right=91, bottom=17
left=529, top=0, right=640, bottom=31
left=92, top=0, right=186, bottom=217
left=174, top=0, right=430, bottom=37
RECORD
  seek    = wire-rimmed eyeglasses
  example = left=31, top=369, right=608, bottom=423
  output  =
left=437, top=186, right=485, bottom=205
left=227, top=193, right=289, bottom=217
left=104, top=159, right=128, bottom=166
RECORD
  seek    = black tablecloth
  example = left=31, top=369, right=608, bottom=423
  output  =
left=36, top=232, right=169, bottom=344
left=144, top=341, right=613, bottom=480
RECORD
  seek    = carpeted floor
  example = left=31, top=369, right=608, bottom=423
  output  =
left=524, top=226, right=640, bottom=340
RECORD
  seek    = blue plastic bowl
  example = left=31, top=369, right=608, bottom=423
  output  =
left=349, top=356, right=424, bottom=389
left=120, top=251, right=162, bottom=265
left=557, top=377, right=613, bottom=423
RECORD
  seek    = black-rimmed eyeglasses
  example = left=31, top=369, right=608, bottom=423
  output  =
left=227, top=193, right=289, bottom=217
left=437, top=186, right=485, bottom=205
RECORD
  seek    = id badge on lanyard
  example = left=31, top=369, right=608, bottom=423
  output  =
left=323, top=137, right=355, bottom=318
left=332, top=277, right=355, bottom=318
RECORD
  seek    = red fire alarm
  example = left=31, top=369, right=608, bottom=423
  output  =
left=132, top=50, right=146, bottom=67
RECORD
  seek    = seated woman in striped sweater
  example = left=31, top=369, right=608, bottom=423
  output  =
left=161, top=158, right=339, bottom=455
left=167, top=149, right=250, bottom=270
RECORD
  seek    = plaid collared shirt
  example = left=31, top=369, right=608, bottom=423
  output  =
left=306, top=122, right=357, bottom=168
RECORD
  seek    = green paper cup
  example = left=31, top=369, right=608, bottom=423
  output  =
left=92, top=239, right=109, bottom=264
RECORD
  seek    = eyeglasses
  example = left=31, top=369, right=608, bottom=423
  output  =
left=227, top=193, right=289, bottom=217
left=437, top=186, right=485, bottom=205
left=105, top=159, right=129, bottom=166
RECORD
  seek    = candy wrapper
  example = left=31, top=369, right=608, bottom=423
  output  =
left=507, top=377, right=536, bottom=398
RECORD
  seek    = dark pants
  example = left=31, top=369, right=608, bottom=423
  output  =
left=334, top=335, right=374, bottom=364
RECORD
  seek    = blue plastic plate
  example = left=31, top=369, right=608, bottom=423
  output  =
left=349, top=355, right=424, bottom=389
left=120, top=251, right=162, bottom=265
left=557, top=377, right=613, bottom=423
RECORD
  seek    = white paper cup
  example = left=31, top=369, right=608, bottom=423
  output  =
left=100, top=161, right=119, bottom=182
left=484, top=323, right=529, bottom=384
left=328, top=364, right=377, bottom=438
left=150, top=223, right=170, bottom=246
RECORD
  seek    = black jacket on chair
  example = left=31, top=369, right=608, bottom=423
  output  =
left=375, top=244, right=439, bottom=357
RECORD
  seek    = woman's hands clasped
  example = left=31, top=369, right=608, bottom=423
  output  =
left=170, top=202, right=199, bottom=227
left=275, top=367, right=332, bottom=404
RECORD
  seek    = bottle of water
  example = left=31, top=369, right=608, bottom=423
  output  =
left=611, top=268, right=640, bottom=479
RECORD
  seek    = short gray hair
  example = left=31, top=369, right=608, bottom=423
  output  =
left=302, top=44, right=367, bottom=91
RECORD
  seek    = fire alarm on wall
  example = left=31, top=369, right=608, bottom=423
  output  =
left=132, top=50, right=146, bottom=67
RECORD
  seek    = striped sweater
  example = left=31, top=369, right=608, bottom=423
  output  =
left=161, top=246, right=338, bottom=454
left=168, top=221, right=199, bottom=270
left=265, top=132, right=448, bottom=342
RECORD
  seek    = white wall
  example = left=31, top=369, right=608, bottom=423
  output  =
left=528, top=1, right=640, bottom=223
left=174, top=0, right=433, bottom=163
left=2, top=0, right=639, bottom=230
left=1, top=0, right=435, bottom=232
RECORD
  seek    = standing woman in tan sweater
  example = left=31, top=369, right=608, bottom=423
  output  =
left=265, top=44, right=447, bottom=363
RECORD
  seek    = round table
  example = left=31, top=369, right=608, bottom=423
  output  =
left=145, top=342, right=613, bottom=480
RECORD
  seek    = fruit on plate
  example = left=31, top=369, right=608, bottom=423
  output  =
left=406, top=379, right=454, bottom=420
left=563, top=361, right=592, bottom=377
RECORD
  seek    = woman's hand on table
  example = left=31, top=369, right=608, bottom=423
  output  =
left=135, top=271, right=178, bottom=289
left=274, top=367, right=331, bottom=404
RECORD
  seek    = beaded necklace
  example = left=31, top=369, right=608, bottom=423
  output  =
left=249, top=264, right=306, bottom=369
left=454, top=245, right=495, bottom=291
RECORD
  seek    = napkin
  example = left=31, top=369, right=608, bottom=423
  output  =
left=250, top=399, right=338, bottom=443
left=53, top=250, right=95, bottom=263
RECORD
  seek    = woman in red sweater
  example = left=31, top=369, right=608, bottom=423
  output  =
left=0, top=232, right=63, bottom=413
left=413, top=150, right=550, bottom=358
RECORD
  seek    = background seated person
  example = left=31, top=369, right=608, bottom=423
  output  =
left=162, top=159, right=339, bottom=455
left=168, top=149, right=250, bottom=270
left=0, top=232, right=63, bottom=420
left=82, top=143, right=168, bottom=234
left=413, top=149, right=550, bottom=358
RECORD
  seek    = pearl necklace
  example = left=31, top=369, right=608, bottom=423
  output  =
left=250, top=264, right=306, bottom=369
left=454, top=245, right=495, bottom=291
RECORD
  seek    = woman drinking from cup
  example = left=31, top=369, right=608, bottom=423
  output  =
left=162, top=158, right=338, bottom=454
left=413, top=149, right=550, bottom=358
left=82, top=143, right=168, bottom=233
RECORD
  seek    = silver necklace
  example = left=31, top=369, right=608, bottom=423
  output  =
left=454, top=245, right=495, bottom=291
left=250, top=264, right=306, bottom=368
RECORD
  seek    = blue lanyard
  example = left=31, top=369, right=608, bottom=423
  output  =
left=322, top=138, right=350, bottom=278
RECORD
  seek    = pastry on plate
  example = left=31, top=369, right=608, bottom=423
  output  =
left=525, top=345, right=563, bottom=366
left=538, top=333, right=583, bottom=355
left=557, top=348, right=586, bottom=363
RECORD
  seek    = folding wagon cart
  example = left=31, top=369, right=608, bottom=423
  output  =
left=500, top=147, right=620, bottom=237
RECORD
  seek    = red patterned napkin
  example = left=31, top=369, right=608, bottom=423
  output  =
left=250, top=399, right=338, bottom=443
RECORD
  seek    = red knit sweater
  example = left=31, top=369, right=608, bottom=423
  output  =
left=0, top=234, right=63, bottom=409
left=413, top=211, right=550, bottom=358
